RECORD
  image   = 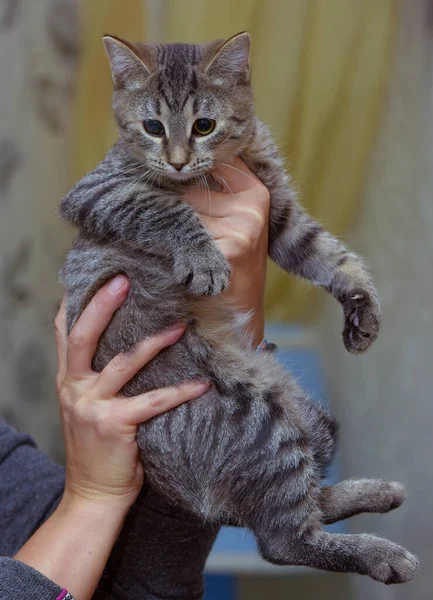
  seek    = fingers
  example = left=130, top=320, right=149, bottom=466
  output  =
left=94, top=323, right=186, bottom=399
left=213, top=157, right=262, bottom=193
left=185, top=185, right=266, bottom=220
left=194, top=214, right=230, bottom=238
left=185, top=186, right=235, bottom=217
left=121, top=380, right=211, bottom=425
left=66, top=275, right=130, bottom=379
left=54, top=297, right=68, bottom=386
left=185, top=158, right=269, bottom=218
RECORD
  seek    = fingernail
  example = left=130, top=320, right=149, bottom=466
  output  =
left=195, top=381, right=211, bottom=392
left=108, top=275, right=128, bottom=294
left=164, top=322, right=186, bottom=341
left=166, top=321, right=185, bottom=333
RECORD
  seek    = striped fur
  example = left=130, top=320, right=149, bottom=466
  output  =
left=59, top=34, right=417, bottom=583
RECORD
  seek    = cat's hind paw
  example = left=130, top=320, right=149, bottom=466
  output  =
left=366, top=541, right=419, bottom=585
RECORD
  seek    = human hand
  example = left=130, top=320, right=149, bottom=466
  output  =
left=55, top=276, right=210, bottom=511
left=185, top=158, right=270, bottom=346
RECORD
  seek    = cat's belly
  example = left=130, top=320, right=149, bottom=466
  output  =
left=60, top=234, right=245, bottom=389
left=60, top=235, right=328, bottom=525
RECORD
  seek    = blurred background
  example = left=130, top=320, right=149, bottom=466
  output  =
left=1, top=0, right=432, bottom=598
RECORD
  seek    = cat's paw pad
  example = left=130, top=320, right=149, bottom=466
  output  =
left=367, top=542, right=419, bottom=584
left=342, top=289, right=382, bottom=353
left=174, top=248, right=231, bottom=296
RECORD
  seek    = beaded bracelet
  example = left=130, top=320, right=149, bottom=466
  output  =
left=56, top=590, right=74, bottom=600
left=256, top=339, right=278, bottom=353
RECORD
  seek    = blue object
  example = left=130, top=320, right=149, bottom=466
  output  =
left=204, top=575, right=236, bottom=600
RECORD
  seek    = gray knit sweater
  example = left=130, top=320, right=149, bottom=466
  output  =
left=0, top=419, right=219, bottom=599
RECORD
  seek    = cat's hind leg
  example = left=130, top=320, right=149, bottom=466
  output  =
left=257, top=527, right=418, bottom=584
left=320, top=479, right=406, bottom=525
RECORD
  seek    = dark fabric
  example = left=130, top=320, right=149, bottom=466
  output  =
left=0, top=557, right=69, bottom=599
left=96, top=485, right=220, bottom=600
left=0, top=418, right=65, bottom=556
left=0, top=419, right=217, bottom=599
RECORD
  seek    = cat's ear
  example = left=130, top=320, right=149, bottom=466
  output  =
left=103, top=35, right=152, bottom=89
left=205, top=32, right=251, bottom=81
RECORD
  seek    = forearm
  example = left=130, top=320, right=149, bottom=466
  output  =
left=15, top=493, right=129, bottom=600
left=223, top=242, right=267, bottom=347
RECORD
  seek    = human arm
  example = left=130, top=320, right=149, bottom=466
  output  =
left=0, top=419, right=68, bottom=600
left=13, top=277, right=209, bottom=600
left=185, top=158, right=270, bottom=346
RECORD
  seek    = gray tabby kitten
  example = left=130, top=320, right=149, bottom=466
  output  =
left=60, top=33, right=418, bottom=583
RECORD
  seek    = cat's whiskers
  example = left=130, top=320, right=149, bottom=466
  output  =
left=116, top=169, right=152, bottom=219
left=219, top=175, right=240, bottom=227
left=216, top=161, right=257, bottom=186
left=198, top=173, right=211, bottom=214
left=113, top=162, right=151, bottom=205
left=150, top=169, right=159, bottom=187
left=114, top=161, right=147, bottom=179
left=119, top=170, right=151, bottom=206
left=202, top=173, right=212, bottom=212
left=121, top=169, right=160, bottom=250
left=219, top=175, right=235, bottom=203
left=92, top=162, right=145, bottom=202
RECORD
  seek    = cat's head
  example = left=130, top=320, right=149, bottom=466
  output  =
left=103, top=33, right=255, bottom=182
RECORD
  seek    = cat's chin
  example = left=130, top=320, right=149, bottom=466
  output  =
left=165, top=171, right=197, bottom=183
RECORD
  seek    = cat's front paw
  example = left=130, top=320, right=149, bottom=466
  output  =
left=342, top=289, right=382, bottom=354
left=173, top=246, right=231, bottom=296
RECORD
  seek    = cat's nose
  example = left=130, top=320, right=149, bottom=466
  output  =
left=169, top=162, right=188, bottom=172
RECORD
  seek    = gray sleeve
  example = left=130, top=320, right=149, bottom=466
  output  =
left=0, top=419, right=217, bottom=599
left=0, top=419, right=65, bottom=557
left=0, top=557, right=74, bottom=600
left=95, top=487, right=220, bottom=600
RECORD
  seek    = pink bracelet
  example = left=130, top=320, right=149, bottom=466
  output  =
left=256, top=339, right=277, bottom=353
left=56, top=590, right=74, bottom=600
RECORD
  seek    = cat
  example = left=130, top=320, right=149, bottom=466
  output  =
left=59, top=32, right=418, bottom=584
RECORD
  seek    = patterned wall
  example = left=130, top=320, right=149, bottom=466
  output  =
left=0, top=0, right=79, bottom=460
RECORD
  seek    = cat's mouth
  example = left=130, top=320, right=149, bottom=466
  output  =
left=165, top=170, right=197, bottom=182
left=149, top=162, right=214, bottom=185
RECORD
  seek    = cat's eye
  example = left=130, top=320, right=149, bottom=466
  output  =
left=144, top=120, right=165, bottom=136
left=193, top=118, right=216, bottom=136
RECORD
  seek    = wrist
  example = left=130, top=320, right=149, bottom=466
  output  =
left=251, top=312, right=265, bottom=347
left=16, top=482, right=131, bottom=599
left=61, top=486, right=134, bottom=520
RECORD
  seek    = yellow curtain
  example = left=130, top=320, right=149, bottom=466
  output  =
left=164, top=0, right=396, bottom=322
left=75, top=0, right=396, bottom=323
left=74, top=0, right=146, bottom=179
